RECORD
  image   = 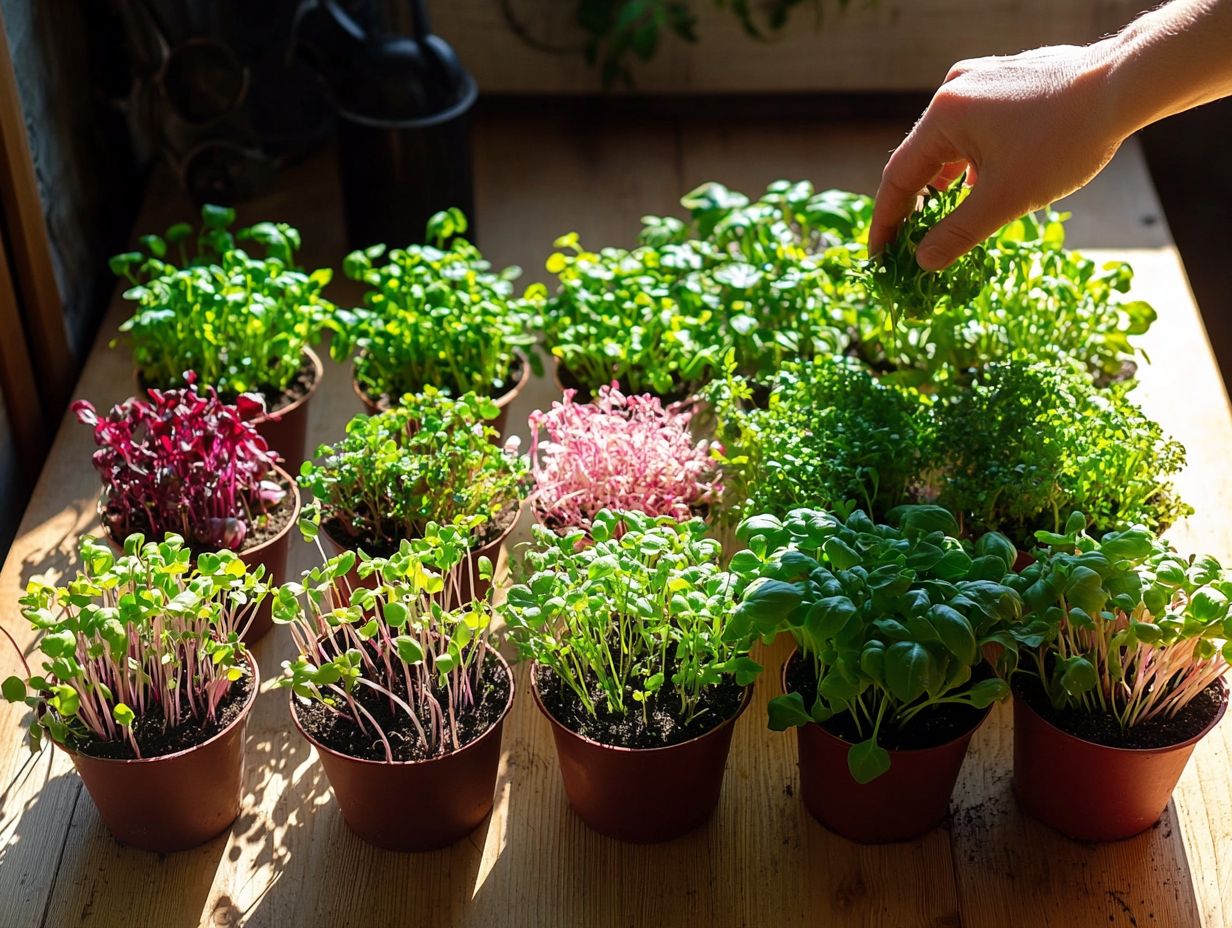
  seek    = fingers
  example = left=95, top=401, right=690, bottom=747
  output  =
left=915, top=178, right=1021, bottom=271
left=869, top=117, right=961, bottom=255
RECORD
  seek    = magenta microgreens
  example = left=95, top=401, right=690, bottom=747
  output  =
left=73, top=376, right=286, bottom=551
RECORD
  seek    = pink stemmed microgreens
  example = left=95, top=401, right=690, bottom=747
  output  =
left=73, top=375, right=285, bottom=551
left=528, top=384, right=723, bottom=533
left=3, top=533, right=268, bottom=757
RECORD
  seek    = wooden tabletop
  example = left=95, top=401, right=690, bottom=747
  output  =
left=2, top=110, right=1229, bottom=928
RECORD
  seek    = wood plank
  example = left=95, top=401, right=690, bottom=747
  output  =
left=435, top=0, right=1144, bottom=94
left=1, top=111, right=1229, bottom=928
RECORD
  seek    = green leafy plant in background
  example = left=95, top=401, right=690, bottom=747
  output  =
left=928, top=361, right=1190, bottom=547
left=709, top=354, right=928, bottom=527
left=298, top=390, right=528, bottom=556
left=568, top=1, right=853, bottom=87
left=532, top=235, right=729, bottom=397
left=3, top=533, right=266, bottom=756
left=849, top=209, right=1155, bottom=387
left=501, top=510, right=761, bottom=731
left=110, top=204, right=337, bottom=401
left=729, top=506, right=1021, bottom=782
left=640, top=180, right=865, bottom=379
left=1008, top=514, right=1231, bottom=730
left=337, top=209, right=539, bottom=406
left=275, top=528, right=502, bottom=761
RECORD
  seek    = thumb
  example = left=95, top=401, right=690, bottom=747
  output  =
left=915, top=180, right=1018, bottom=271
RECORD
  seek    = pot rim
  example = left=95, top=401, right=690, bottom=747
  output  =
left=317, top=496, right=522, bottom=563
left=63, top=649, right=260, bottom=767
left=530, top=661, right=752, bottom=755
left=288, top=648, right=516, bottom=768
left=134, top=347, right=323, bottom=428
left=550, top=357, right=701, bottom=407
left=252, top=346, right=324, bottom=428
left=352, top=348, right=531, bottom=414
left=781, top=647, right=993, bottom=756
left=1012, top=677, right=1230, bottom=757
left=98, top=465, right=303, bottom=561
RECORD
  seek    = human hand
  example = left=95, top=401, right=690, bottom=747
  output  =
left=869, top=42, right=1125, bottom=270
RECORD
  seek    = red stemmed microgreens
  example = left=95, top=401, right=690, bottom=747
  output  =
left=528, top=384, right=723, bottom=533
left=2, top=533, right=267, bottom=757
left=274, top=522, right=498, bottom=761
left=74, top=378, right=285, bottom=551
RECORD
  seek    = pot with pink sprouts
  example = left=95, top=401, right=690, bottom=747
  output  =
left=73, top=377, right=300, bottom=643
left=275, top=522, right=514, bottom=851
left=1006, top=513, right=1232, bottom=841
left=528, top=384, right=722, bottom=536
left=1, top=533, right=268, bottom=851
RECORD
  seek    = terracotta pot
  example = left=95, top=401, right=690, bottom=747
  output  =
left=784, top=650, right=990, bottom=844
left=98, top=467, right=301, bottom=644
left=290, top=651, right=514, bottom=851
left=353, top=351, right=531, bottom=439
left=66, top=651, right=258, bottom=852
left=531, top=665, right=750, bottom=843
left=1012, top=549, right=1036, bottom=573
left=134, top=348, right=323, bottom=472
left=1012, top=684, right=1229, bottom=841
left=320, top=504, right=519, bottom=607
left=252, top=347, right=323, bottom=472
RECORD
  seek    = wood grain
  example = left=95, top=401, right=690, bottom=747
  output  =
left=0, top=112, right=1228, bottom=928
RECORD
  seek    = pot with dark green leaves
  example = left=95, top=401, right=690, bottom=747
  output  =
left=729, top=505, right=1022, bottom=843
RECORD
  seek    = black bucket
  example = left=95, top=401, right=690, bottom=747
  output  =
left=336, top=75, right=477, bottom=249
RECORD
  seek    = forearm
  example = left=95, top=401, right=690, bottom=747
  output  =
left=1104, top=0, right=1232, bottom=134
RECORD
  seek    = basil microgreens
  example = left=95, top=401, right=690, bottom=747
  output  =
left=728, top=506, right=1021, bottom=783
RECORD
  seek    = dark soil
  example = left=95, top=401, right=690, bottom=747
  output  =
left=366, top=354, right=526, bottom=411
left=102, top=470, right=296, bottom=557
left=555, top=362, right=695, bottom=407
left=140, top=350, right=318, bottom=417
left=1092, top=359, right=1139, bottom=389
left=535, top=663, right=745, bottom=749
left=295, top=651, right=511, bottom=762
left=785, top=652, right=987, bottom=751
left=75, top=668, right=253, bottom=760
left=322, top=497, right=518, bottom=561
left=1012, top=673, right=1225, bottom=750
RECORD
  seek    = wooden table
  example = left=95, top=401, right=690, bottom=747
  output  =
left=2, top=110, right=1230, bottom=928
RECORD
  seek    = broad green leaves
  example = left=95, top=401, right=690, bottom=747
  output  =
left=736, top=507, right=1020, bottom=783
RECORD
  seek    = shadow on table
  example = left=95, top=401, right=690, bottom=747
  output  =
left=0, top=753, right=229, bottom=928
left=949, top=734, right=1204, bottom=928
